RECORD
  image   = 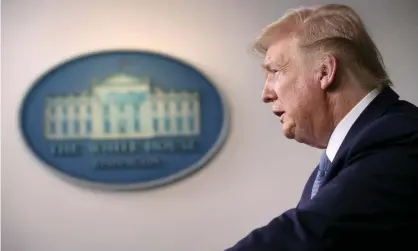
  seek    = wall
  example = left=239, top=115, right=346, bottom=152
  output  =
left=2, top=0, right=418, bottom=250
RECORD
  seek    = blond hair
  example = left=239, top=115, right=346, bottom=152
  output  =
left=253, top=4, right=392, bottom=89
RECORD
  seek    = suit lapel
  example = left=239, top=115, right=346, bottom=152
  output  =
left=297, top=164, right=320, bottom=207
left=325, top=86, right=400, bottom=181
left=297, top=87, right=400, bottom=206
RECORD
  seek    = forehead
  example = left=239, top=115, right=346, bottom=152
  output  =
left=264, top=38, right=297, bottom=66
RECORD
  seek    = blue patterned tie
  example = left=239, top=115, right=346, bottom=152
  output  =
left=311, top=152, right=331, bottom=198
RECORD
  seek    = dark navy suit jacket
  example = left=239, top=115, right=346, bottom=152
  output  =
left=225, top=87, right=418, bottom=251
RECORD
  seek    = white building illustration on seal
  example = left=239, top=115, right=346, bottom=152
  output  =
left=44, top=73, right=201, bottom=140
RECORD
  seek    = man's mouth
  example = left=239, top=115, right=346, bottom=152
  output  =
left=273, top=110, right=285, bottom=118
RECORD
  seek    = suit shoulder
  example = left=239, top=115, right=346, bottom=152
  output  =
left=349, top=105, right=418, bottom=157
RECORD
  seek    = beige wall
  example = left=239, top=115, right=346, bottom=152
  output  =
left=2, top=0, right=418, bottom=250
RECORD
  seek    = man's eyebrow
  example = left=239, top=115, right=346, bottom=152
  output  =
left=262, top=60, right=288, bottom=71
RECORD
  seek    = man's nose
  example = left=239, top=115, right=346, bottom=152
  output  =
left=262, top=84, right=277, bottom=103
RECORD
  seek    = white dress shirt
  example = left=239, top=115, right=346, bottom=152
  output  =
left=326, top=89, right=381, bottom=162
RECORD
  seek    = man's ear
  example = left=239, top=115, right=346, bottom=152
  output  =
left=318, top=55, right=337, bottom=90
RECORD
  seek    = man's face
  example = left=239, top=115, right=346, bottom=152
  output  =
left=261, top=38, right=327, bottom=147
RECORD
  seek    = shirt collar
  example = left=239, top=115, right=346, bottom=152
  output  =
left=326, top=88, right=381, bottom=162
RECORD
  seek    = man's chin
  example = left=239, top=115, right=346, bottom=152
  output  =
left=282, top=123, right=296, bottom=139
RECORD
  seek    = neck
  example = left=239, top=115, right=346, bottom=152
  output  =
left=320, top=80, right=372, bottom=148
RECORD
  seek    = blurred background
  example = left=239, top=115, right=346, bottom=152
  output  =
left=2, top=0, right=418, bottom=250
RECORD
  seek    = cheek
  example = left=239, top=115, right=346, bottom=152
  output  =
left=275, top=79, right=298, bottom=110
left=274, top=78, right=292, bottom=103
left=293, top=81, right=320, bottom=126
left=276, top=77, right=312, bottom=121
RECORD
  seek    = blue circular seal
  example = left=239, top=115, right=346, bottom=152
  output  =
left=19, top=50, right=229, bottom=190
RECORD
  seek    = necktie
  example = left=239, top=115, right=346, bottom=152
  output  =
left=311, top=151, right=331, bottom=198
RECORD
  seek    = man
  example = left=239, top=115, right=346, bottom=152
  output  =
left=225, top=4, right=418, bottom=251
